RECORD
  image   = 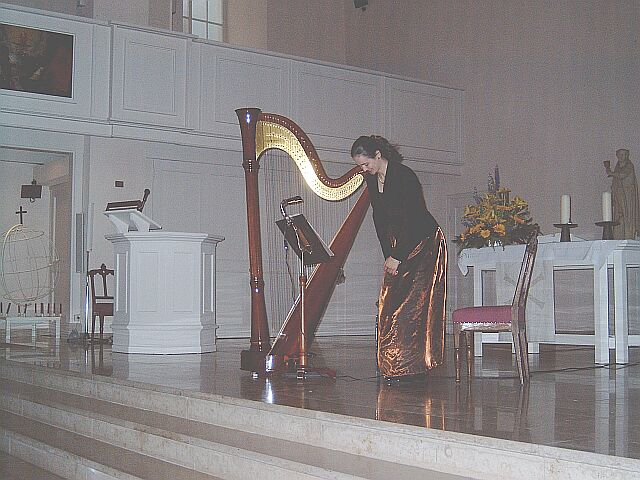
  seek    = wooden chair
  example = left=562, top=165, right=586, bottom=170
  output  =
left=88, top=263, right=114, bottom=344
left=453, top=233, right=538, bottom=384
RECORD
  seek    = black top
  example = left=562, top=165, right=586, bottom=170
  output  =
left=365, top=161, right=438, bottom=261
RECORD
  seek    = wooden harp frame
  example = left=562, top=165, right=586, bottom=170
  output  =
left=236, top=108, right=370, bottom=374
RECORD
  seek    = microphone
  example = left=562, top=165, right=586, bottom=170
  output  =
left=281, top=195, right=303, bottom=206
left=138, top=188, right=151, bottom=212
left=280, top=195, right=303, bottom=218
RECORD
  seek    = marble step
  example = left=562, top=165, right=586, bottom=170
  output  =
left=1, top=378, right=460, bottom=480
left=0, top=390, right=374, bottom=480
left=1, top=415, right=221, bottom=480
left=1, top=361, right=470, bottom=479
left=2, top=359, right=639, bottom=480
left=0, top=448, right=66, bottom=480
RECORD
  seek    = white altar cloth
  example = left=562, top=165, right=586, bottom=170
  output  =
left=457, top=236, right=640, bottom=364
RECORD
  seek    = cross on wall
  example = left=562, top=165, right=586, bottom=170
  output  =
left=15, top=206, right=27, bottom=224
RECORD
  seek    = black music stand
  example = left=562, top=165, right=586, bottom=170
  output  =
left=276, top=214, right=333, bottom=379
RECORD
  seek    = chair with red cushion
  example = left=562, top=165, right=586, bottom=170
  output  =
left=453, top=233, right=538, bottom=384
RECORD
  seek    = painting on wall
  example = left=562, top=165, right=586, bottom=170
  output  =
left=0, top=23, right=74, bottom=98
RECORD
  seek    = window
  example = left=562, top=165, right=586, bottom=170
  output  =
left=183, top=0, right=224, bottom=41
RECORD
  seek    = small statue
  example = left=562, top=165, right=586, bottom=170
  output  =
left=604, top=149, right=639, bottom=239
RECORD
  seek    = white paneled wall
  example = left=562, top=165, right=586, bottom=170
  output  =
left=111, top=25, right=188, bottom=127
left=385, top=78, right=462, bottom=175
left=0, top=3, right=463, bottom=338
left=198, top=43, right=291, bottom=137
left=290, top=61, right=384, bottom=152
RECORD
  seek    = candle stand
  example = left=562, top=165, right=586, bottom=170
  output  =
left=553, top=223, right=578, bottom=242
left=595, top=221, right=619, bottom=240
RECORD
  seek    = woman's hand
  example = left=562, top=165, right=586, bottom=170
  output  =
left=384, top=256, right=401, bottom=276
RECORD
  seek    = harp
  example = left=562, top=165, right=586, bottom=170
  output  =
left=236, top=108, right=370, bottom=373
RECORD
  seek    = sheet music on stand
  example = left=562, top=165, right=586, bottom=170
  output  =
left=276, top=214, right=334, bottom=266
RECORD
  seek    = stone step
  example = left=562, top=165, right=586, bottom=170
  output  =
left=1, top=415, right=220, bottom=480
left=0, top=390, right=376, bottom=480
left=2, top=359, right=639, bottom=480
left=2, top=378, right=456, bottom=480
left=1, top=360, right=473, bottom=479
left=0, top=448, right=66, bottom=480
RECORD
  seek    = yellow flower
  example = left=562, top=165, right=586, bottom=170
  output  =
left=454, top=182, right=539, bottom=250
left=512, top=196, right=528, bottom=208
left=464, top=205, right=479, bottom=216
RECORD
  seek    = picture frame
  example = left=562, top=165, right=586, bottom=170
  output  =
left=1, top=23, right=74, bottom=98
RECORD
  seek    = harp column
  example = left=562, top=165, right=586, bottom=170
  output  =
left=236, top=108, right=271, bottom=372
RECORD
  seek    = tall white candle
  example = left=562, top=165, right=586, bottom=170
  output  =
left=560, top=195, right=571, bottom=224
left=602, top=192, right=612, bottom=222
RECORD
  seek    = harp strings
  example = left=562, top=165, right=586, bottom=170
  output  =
left=259, top=149, right=354, bottom=336
left=260, top=149, right=302, bottom=334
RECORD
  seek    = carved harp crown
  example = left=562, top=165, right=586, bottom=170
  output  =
left=236, top=108, right=370, bottom=372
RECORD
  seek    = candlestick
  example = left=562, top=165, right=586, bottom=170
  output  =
left=560, top=194, right=571, bottom=224
left=595, top=220, right=619, bottom=240
left=553, top=222, right=578, bottom=242
left=602, top=192, right=612, bottom=222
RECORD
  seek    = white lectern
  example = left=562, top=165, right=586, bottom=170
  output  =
left=105, top=209, right=224, bottom=354
left=103, top=208, right=161, bottom=234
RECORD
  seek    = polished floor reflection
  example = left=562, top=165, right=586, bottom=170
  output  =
left=2, top=332, right=639, bottom=460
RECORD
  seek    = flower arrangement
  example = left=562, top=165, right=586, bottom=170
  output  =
left=454, top=167, right=540, bottom=250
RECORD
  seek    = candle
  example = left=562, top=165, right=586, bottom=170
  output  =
left=602, top=192, right=612, bottom=222
left=560, top=195, right=571, bottom=224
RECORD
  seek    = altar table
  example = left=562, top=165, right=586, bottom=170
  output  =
left=458, top=237, right=640, bottom=364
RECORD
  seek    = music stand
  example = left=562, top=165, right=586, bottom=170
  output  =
left=276, top=214, right=333, bottom=378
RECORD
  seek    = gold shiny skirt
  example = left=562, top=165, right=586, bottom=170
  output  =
left=377, top=228, right=447, bottom=378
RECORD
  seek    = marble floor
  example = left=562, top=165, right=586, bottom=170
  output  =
left=2, top=331, right=640, bottom=461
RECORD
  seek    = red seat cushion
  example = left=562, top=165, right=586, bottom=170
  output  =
left=452, top=305, right=512, bottom=324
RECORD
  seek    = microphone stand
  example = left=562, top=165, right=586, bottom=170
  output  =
left=292, top=220, right=311, bottom=379
left=278, top=196, right=334, bottom=379
left=281, top=197, right=314, bottom=379
left=282, top=203, right=308, bottom=378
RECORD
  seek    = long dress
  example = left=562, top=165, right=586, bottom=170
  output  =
left=367, top=161, right=447, bottom=378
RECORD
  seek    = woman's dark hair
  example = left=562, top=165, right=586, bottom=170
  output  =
left=350, top=135, right=404, bottom=163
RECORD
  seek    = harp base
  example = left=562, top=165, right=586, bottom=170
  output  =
left=241, top=351, right=306, bottom=377
left=264, top=353, right=293, bottom=375
left=240, top=349, right=267, bottom=374
left=266, top=353, right=337, bottom=379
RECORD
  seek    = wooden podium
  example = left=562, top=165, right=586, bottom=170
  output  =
left=105, top=209, right=224, bottom=354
